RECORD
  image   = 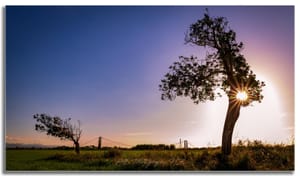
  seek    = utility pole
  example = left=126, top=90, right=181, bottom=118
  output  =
left=98, top=136, right=102, bottom=150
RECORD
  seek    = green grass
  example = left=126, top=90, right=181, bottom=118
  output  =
left=6, top=144, right=294, bottom=171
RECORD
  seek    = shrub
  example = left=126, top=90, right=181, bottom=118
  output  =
left=103, top=149, right=121, bottom=159
left=233, top=153, right=255, bottom=170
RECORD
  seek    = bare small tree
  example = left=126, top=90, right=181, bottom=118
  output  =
left=33, top=114, right=82, bottom=154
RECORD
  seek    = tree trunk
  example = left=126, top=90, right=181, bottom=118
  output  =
left=74, top=141, right=80, bottom=154
left=221, top=97, right=241, bottom=155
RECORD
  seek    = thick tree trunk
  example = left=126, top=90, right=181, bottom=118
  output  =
left=74, top=141, right=80, bottom=154
left=221, top=97, right=241, bottom=155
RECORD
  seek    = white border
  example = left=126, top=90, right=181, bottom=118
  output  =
left=1, top=0, right=299, bottom=5
left=1, top=1, right=298, bottom=176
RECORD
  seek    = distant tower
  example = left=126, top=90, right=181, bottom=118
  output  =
left=184, top=140, right=188, bottom=149
left=98, top=136, right=102, bottom=150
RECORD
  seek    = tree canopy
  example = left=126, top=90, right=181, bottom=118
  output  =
left=159, top=11, right=265, bottom=106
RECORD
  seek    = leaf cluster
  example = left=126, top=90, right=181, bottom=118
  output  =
left=159, top=55, right=224, bottom=104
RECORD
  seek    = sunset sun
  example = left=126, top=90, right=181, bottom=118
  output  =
left=236, top=91, right=248, bottom=101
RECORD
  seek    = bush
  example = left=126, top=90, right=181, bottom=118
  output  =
left=103, top=149, right=121, bottom=159
left=233, top=153, right=255, bottom=170
left=195, top=150, right=209, bottom=166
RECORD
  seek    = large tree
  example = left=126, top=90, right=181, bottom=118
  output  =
left=33, top=114, right=82, bottom=154
left=159, top=11, right=265, bottom=155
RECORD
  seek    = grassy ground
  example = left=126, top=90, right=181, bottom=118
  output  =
left=6, top=144, right=294, bottom=171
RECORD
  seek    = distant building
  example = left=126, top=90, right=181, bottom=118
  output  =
left=184, top=140, right=188, bottom=149
left=179, top=138, right=182, bottom=148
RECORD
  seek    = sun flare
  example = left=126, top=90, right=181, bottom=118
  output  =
left=236, top=91, right=248, bottom=101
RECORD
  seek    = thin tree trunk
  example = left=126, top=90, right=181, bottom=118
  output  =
left=221, top=96, right=241, bottom=155
left=74, top=141, right=80, bottom=154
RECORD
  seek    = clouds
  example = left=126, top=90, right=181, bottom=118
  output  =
left=5, top=135, right=38, bottom=144
left=5, top=135, right=24, bottom=143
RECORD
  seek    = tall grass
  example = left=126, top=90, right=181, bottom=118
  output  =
left=6, top=142, right=294, bottom=171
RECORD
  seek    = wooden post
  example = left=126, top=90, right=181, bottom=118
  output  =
left=98, top=136, right=102, bottom=150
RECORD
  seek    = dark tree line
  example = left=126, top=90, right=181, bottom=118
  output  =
left=132, top=144, right=176, bottom=150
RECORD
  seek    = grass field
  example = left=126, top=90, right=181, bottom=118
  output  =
left=6, top=144, right=294, bottom=171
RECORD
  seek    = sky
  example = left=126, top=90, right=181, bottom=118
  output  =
left=6, top=6, right=294, bottom=148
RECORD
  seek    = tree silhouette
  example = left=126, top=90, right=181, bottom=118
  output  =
left=159, top=10, right=265, bottom=155
left=33, top=114, right=82, bottom=154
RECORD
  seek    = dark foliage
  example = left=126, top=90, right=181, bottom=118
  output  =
left=103, top=149, right=122, bottom=159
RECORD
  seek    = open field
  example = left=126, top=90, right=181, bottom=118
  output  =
left=6, top=144, right=294, bottom=171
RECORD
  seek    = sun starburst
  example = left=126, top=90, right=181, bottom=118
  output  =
left=236, top=91, right=248, bottom=101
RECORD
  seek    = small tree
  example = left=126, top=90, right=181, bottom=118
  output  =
left=159, top=11, right=265, bottom=155
left=33, top=114, right=82, bottom=154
